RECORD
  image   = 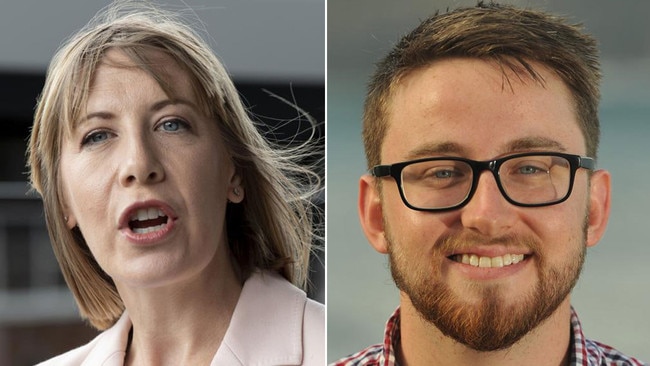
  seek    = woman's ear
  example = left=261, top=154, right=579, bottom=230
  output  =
left=359, top=175, right=388, bottom=254
left=61, top=194, right=78, bottom=229
left=227, top=171, right=244, bottom=204
left=586, top=169, right=611, bottom=247
left=64, top=212, right=78, bottom=229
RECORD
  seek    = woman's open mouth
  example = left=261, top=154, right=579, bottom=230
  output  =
left=128, top=207, right=169, bottom=234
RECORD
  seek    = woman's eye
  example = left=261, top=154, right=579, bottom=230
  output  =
left=82, top=130, right=112, bottom=146
left=159, top=118, right=188, bottom=132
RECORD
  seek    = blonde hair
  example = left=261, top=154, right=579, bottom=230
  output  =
left=28, top=2, right=321, bottom=330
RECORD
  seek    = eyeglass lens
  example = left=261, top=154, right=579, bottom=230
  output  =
left=400, top=155, right=572, bottom=209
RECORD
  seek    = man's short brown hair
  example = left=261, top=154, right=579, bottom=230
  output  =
left=362, top=2, right=601, bottom=168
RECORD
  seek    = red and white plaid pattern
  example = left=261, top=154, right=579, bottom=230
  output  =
left=331, top=307, right=647, bottom=366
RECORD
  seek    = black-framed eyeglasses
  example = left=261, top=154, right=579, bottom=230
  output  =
left=372, top=152, right=595, bottom=212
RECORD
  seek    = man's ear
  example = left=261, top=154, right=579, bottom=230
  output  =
left=359, top=175, right=389, bottom=254
left=586, top=169, right=611, bottom=247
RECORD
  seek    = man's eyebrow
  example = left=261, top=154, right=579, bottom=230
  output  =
left=503, top=137, right=567, bottom=153
left=404, top=142, right=468, bottom=160
left=402, top=137, right=568, bottom=161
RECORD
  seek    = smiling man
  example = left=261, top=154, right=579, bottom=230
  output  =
left=331, top=3, right=645, bottom=366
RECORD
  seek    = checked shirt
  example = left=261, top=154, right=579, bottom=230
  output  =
left=331, top=307, right=647, bottom=366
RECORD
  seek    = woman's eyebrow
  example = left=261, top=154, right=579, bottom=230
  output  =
left=79, top=111, right=114, bottom=127
left=150, top=98, right=197, bottom=112
left=78, top=98, right=198, bottom=126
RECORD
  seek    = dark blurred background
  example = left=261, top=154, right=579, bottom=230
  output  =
left=0, top=1, right=324, bottom=365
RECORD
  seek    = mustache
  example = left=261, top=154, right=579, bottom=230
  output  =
left=434, top=231, right=542, bottom=255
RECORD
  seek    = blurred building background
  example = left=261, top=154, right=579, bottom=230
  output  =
left=0, top=1, right=323, bottom=364
left=328, top=0, right=650, bottom=362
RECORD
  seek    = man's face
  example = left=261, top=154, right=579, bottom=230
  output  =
left=359, top=58, right=610, bottom=351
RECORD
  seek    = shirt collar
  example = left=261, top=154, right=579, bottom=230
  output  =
left=380, top=306, right=614, bottom=366
left=379, top=307, right=401, bottom=366
left=570, top=306, right=591, bottom=365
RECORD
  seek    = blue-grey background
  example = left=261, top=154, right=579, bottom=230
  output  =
left=327, top=0, right=650, bottom=362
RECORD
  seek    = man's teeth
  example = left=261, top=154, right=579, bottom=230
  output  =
left=455, top=253, right=525, bottom=268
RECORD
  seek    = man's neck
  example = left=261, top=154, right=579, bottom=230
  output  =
left=397, top=296, right=572, bottom=366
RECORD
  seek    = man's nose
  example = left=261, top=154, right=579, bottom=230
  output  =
left=459, top=171, right=517, bottom=236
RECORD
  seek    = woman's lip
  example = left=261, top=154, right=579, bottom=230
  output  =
left=120, top=218, right=176, bottom=245
left=118, top=200, right=178, bottom=245
left=118, top=199, right=177, bottom=229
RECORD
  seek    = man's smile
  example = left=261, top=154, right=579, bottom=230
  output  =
left=449, top=253, right=527, bottom=268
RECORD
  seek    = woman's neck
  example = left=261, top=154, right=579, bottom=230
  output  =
left=119, top=252, right=243, bottom=366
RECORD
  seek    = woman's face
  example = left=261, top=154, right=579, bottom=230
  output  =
left=59, top=49, right=243, bottom=289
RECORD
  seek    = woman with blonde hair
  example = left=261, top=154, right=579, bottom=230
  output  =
left=29, top=2, right=323, bottom=365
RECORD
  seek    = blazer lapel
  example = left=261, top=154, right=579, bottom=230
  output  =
left=81, top=311, right=131, bottom=366
left=212, top=271, right=307, bottom=366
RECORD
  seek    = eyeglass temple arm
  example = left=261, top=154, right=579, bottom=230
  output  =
left=579, top=156, right=595, bottom=170
left=371, top=165, right=392, bottom=177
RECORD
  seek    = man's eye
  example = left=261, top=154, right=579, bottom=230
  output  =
left=517, top=165, right=547, bottom=175
left=432, top=170, right=454, bottom=179
left=422, top=168, right=463, bottom=180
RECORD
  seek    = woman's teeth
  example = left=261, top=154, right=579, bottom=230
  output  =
left=128, top=208, right=168, bottom=233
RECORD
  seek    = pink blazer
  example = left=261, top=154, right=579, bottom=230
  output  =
left=37, top=271, right=325, bottom=365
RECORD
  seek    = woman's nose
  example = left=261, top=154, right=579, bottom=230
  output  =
left=118, top=135, right=165, bottom=187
